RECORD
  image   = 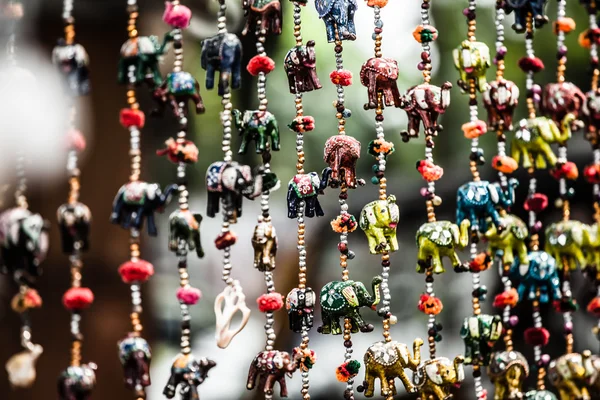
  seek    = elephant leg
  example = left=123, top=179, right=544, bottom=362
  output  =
left=324, top=17, right=336, bottom=42
left=468, top=208, right=479, bottom=232
left=485, top=203, right=501, bottom=229
left=247, top=367, right=258, bottom=390
left=207, top=192, right=220, bottom=217
left=191, top=90, right=205, bottom=114
left=540, top=142, right=557, bottom=167
left=277, top=375, right=288, bottom=397
left=257, top=373, right=268, bottom=394
left=478, top=76, right=488, bottom=92
left=238, top=134, right=249, bottom=154
left=407, top=115, right=421, bottom=138
left=257, top=132, right=267, bottom=154
left=431, top=255, right=444, bottom=274
left=218, top=70, right=230, bottom=97
left=263, top=374, right=276, bottom=395
left=287, top=189, right=298, bottom=219
left=117, top=59, right=127, bottom=84
left=430, top=111, right=440, bottom=132
left=169, top=220, right=177, bottom=251
left=147, top=214, right=157, bottom=236
left=431, top=384, right=448, bottom=399
left=319, top=311, right=332, bottom=334
left=573, top=247, right=586, bottom=269
left=351, top=310, right=373, bottom=333
left=379, top=370, right=390, bottom=396
left=363, top=363, right=376, bottom=398
left=347, top=5, right=356, bottom=38
left=193, top=230, right=204, bottom=258
left=448, top=250, right=461, bottom=271
left=368, top=234, right=380, bottom=256
left=510, top=144, right=521, bottom=166
left=314, top=198, right=325, bottom=217
left=387, top=233, right=399, bottom=252
left=390, top=82, right=402, bottom=108
left=205, top=63, right=216, bottom=90
left=305, top=197, right=316, bottom=218
left=287, top=72, right=297, bottom=93
left=396, top=369, right=414, bottom=393
left=365, top=73, right=378, bottom=109
left=330, top=316, right=343, bottom=335
left=513, top=10, right=526, bottom=32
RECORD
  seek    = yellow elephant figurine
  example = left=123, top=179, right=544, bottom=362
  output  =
left=413, top=356, right=465, bottom=400
left=585, top=224, right=600, bottom=281
left=416, top=220, right=470, bottom=274
left=360, top=195, right=399, bottom=254
left=545, top=220, right=595, bottom=271
left=453, top=40, right=491, bottom=93
left=485, top=214, right=529, bottom=267
left=548, top=352, right=592, bottom=400
left=488, top=350, right=529, bottom=400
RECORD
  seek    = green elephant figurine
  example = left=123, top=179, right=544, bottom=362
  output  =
left=511, top=113, right=575, bottom=169
left=453, top=40, right=491, bottom=93
left=318, top=276, right=382, bottom=335
left=485, top=214, right=529, bottom=267
left=415, top=220, right=470, bottom=274
left=460, top=314, right=503, bottom=366
left=118, top=33, right=173, bottom=86
left=360, top=195, right=399, bottom=254
left=233, top=109, right=280, bottom=155
left=169, top=209, right=204, bottom=258
left=545, top=220, right=595, bottom=271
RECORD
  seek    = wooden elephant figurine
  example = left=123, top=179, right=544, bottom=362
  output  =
left=360, top=195, right=400, bottom=254
left=283, top=41, right=322, bottom=94
left=583, top=89, right=600, bottom=145
left=52, top=40, right=90, bottom=96
left=460, top=315, right=503, bottom=366
left=315, top=0, right=357, bottom=42
left=252, top=219, right=277, bottom=271
left=118, top=335, right=152, bottom=392
left=200, top=32, right=242, bottom=96
left=287, top=168, right=331, bottom=218
left=453, top=40, right=491, bottom=93
left=399, top=82, right=452, bottom=141
left=169, top=209, right=204, bottom=258
left=416, top=220, right=470, bottom=274
left=152, top=71, right=205, bottom=116
left=233, top=109, right=280, bottom=154
left=163, top=353, right=216, bottom=400
left=487, top=350, right=529, bottom=400
left=413, top=356, right=465, bottom=400
left=548, top=352, right=592, bottom=400
left=286, top=287, right=315, bottom=333
left=510, top=251, right=561, bottom=304
left=483, top=79, right=520, bottom=131
left=58, top=363, right=97, bottom=400
left=359, top=339, right=423, bottom=397
left=360, top=57, right=401, bottom=109
left=485, top=214, right=529, bottom=267
left=323, top=135, right=362, bottom=188
left=118, top=33, right=172, bottom=86
left=57, top=202, right=91, bottom=254
left=583, top=350, right=600, bottom=392
left=247, top=350, right=296, bottom=397
left=456, top=180, right=508, bottom=234
left=542, top=82, right=585, bottom=128
left=545, top=220, right=595, bottom=271
left=504, top=0, right=549, bottom=33
left=242, top=0, right=282, bottom=37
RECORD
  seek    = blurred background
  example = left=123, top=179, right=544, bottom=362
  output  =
left=1, top=0, right=599, bottom=399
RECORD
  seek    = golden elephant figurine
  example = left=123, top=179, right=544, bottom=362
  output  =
left=251, top=219, right=277, bottom=272
left=485, top=214, right=529, bottom=267
left=488, top=350, right=529, bottom=400
left=548, top=352, right=592, bottom=400
left=359, top=195, right=399, bottom=254
left=413, top=356, right=465, bottom=400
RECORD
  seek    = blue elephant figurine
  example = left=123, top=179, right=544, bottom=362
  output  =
left=504, top=0, right=549, bottom=33
left=511, top=251, right=561, bottom=304
left=110, top=182, right=178, bottom=236
left=200, top=32, right=242, bottom=96
left=287, top=168, right=332, bottom=218
left=315, top=0, right=357, bottom=42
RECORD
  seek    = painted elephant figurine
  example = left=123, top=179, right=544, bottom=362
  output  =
left=286, top=287, right=315, bottom=333
left=453, top=40, right=491, bottom=93
left=460, top=314, right=503, bottom=366
left=287, top=168, right=332, bottom=219
left=359, top=339, right=424, bottom=397
left=283, top=41, right=321, bottom=94
left=399, top=82, right=452, bottom=141
left=583, top=350, right=600, bottom=391
left=118, top=33, right=172, bottom=86
left=504, top=0, right=549, bottom=33
left=206, top=161, right=279, bottom=222
left=548, top=352, right=592, bottom=400
left=152, top=71, right=205, bottom=116
left=318, top=276, right=382, bottom=334
left=58, top=363, right=97, bottom=400
left=57, top=202, right=91, bottom=254
left=583, top=89, right=600, bottom=143
left=542, top=82, right=585, bottom=128
left=315, top=0, right=357, bottom=42
left=52, top=40, right=90, bottom=96
left=524, top=390, right=558, bottom=400
left=511, top=251, right=561, bottom=304
left=242, top=0, right=282, bottom=37
left=324, top=135, right=362, bottom=188
left=163, top=353, right=216, bottom=400
left=360, top=57, right=401, bottom=109
left=247, top=350, right=296, bottom=397
left=511, top=113, right=575, bottom=169
left=413, top=356, right=465, bottom=400
left=485, top=214, right=529, bottom=267
left=416, top=220, right=470, bottom=274
left=487, top=350, right=529, bottom=400
left=169, top=209, right=204, bottom=258
left=233, top=109, right=280, bottom=154
left=360, top=195, right=400, bottom=254
left=118, top=335, right=151, bottom=391
left=110, top=182, right=178, bottom=236
left=456, top=180, right=507, bottom=234
left=545, top=220, right=594, bottom=271
left=252, top=219, right=277, bottom=271
left=200, top=32, right=242, bottom=96
left=483, top=79, right=520, bottom=131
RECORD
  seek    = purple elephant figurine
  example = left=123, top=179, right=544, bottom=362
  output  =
left=118, top=335, right=152, bottom=393
left=57, top=363, right=97, bottom=400
left=283, top=41, right=322, bottom=94
left=399, top=82, right=452, bottom=142
left=323, top=135, right=363, bottom=188
left=483, top=79, right=520, bottom=131
left=247, top=350, right=297, bottom=397
left=360, top=57, right=401, bottom=110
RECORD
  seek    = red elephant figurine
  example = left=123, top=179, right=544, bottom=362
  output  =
left=247, top=350, right=297, bottom=397
left=541, top=82, right=585, bottom=129
left=360, top=57, right=401, bottom=110
left=399, top=82, right=452, bottom=142
left=324, top=135, right=364, bottom=188
left=483, top=78, right=520, bottom=131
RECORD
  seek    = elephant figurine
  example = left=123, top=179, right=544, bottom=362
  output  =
left=232, top=109, right=280, bottom=155
left=583, top=350, right=600, bottom=391
left=252, top=219, right=277, bottom=271
left=583, top=89, right=600, bottom=142
left=545, top=220, right=595, bottom=271
left=504, top=0, right=549, bottom=33
left=415, top=220, right=470, bottom=274
left=360, top=339, right=424, bottom=397
left=485, top=214, right=529, bottom=267
left=360, top=57, right=401, bottom=109
left=206, top=161, right=279, bottom=222
left=118, top=33, right=172, bottom=86
left=57, top=202, right=91, bottom=254
left=542, top=82, right=585, bottom=128
left=483, top=79, right=520, bottom=131
left=169, top=209, right=204, bottom=258
left=548, top=352, right=592, bottom=400
left=487, top=350, right=529, bottom=400
left=511, top=113, right=575, bottom=169
left=524, top=390, right=558, bottom=400
left=52, top=40, right=90, bottom=96
left=360, top=195, right=400, bottom=254
left=324, top=135, right=362, bottom=188
left=453, top=40, right=491, bottom=93
left=318, top=276, right=382, bottom=334
left=287, top=168, right=332, bottom=219
left=413, top=356, right=465, bottom=400
left=200, top=32, right=242, bottom=96
left=110, top=182, right=178, bottom=236
left=247, top=350, right=296, bottom=397
left=58, top=363, right=97, bottom=400
left=460, top=314, right=503, bottom=366
left=315, top=0, right=357, bottom=42
left=511, top=251, right=561, bottom=304
left=241, top=0, right=282, bottom=37
left=118, top=335, right=151, bottom=391
left=163, top=353, right=216, bottom=400
left=399, top=82, right=452, bottom=141
left=283, top=41, right=321, bottom=94
left=456, top=180, right=508, bottom=234
left=0, top=208, right=49, bottom=284
left=152, top=71, right=205, bottom=116
left=286, top=287, right=315, bottom=333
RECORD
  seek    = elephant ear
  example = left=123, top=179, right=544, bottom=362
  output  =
left=221, top=167, right=240, bottom=191
left=426, top=362, right=444, bottom=385
left=388, top=201, right=399, bottom=224
left=511, top=216, right=528, bottom=240
left=450, top=224, right=460, bottom=246
left=488, top=183, right=500, bottom=205
left=510, top=83, right=520, bottom=105
left=360, top=207, right=377, bottom=230
left=146, top=184, right=158, bottom=201
left=341, top=286, right=359, bottom=308
left=452, top=48, right=460, bottom=69
left=482, top=85, right=491, bottom=104
left=272, top=352, right=284, bottom=369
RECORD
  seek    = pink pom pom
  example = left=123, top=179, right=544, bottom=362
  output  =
left=67, top=129, right=86, bottom=151
left=177, top=287, right=202, bottom=305
left=163, top=2, right=192, bottom=29
left=416, top=160, right=444, bottom=182
left=118, top=260, right=155, bottom=283
left=247, top=55, right=275, bottom=76
left=63, top=287, right=94, bottom=310
left=330, top=70, right=353, bottom=86
left=518, top=56, right=544, bottom=73
left=524, top=327, right=550, bottom=346
left=257, top=292, right=284, bottom=312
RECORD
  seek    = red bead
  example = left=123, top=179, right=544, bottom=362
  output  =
left=63, top=287, right=94, bottom=310
left=524, top=327, right=550, bottom=346
left=257, top=292, right=284, bottom=312
left=176, top=287, right=202, bottom=305
left=247, top=55, right=275, bottom=76
left=119, top=108, right=145, bottom=129
left=493, top=288, right=518, bottom=309
left=550, top=162, right=578, bottom=180
left=118, top=259, right=155, bottom=283
left=524, top=193, right=548, bottom=213
left=329, top=70, right=353, bottom=86
left=587, top=297, right=600, bottom=317
left=518, top=56, right=545, bottom=73
left=584, top=164, right=600, bottom=184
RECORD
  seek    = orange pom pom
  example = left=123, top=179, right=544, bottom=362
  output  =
left=366, top=0, right=388, bottom=7
left=553, top=17, right=576, bottom=34
left=462, top=120, right=487, bottom=139
left=492, top=155, right=518, bottom=174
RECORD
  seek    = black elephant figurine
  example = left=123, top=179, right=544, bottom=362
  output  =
left=283, top=40, right=322, bottom=94
left=57, top=202, right=91, bottom=254
left=233, top=109, right=280, bottom=155
left=0, top=208, right=49, bottom=284
left=287, top=168, right=332, bottom=218
left=200, top=32, right=242, bottom=96
left=118, top=334, right=152, bottom=392
left=163, top=353, right=216, bottom=400
left=504, top=0, right=549, bottom=33
left=151, top=71, right=205, bottom=116
left=169, top=209, right=204, bottom=258
left=110, top=182, right=178, bottom=236
left=315, top=0, right=357, bottom=42
left=247, top=350, right=297, bottom=397
left=57, top=363, right=97, bottom=400
left=52, top=39, right=91, bottom=96
left=286, top=287, right=316, bottom=333
left=206, top=161, right=280, bottom=222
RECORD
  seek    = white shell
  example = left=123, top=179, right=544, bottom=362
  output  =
left=6, top=344, right=43, bottom=388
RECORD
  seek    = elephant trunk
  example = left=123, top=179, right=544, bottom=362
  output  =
left=368, top=277, right=382, bottom=310
left=319, top=167, right=332, bottom=191
left=454, top=357, right=465, bottom=383
left=441, top=82, right=452, bottom=108
left=458, top=219, right=471, bottom=248
left=557, top=113, right=576, bottom=143
left=232, top=109, right=243, bottom=128
left=247, top=173, right=264, bottom=199
left=161, top=184, right=179, bottom=207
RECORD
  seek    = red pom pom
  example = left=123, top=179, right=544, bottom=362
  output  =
left=163, top=2, right=191, bottom=28
left=524, top=327, right=550, bottom=346
left=257, top=292, right=284, bottom=312
left=550, top=162, right=579, bottom=180
left=247, top=55, right=275, bottom=76
left=66, top=129, right=86, bottom=151
left=469, top=252, right=492, bottom=273
left=215, top=231, right=237, bottom=250
left=492, top=155, right=518, bottom=174
left=118, top=260, right=155, bottom=283
left=493, top=288, right=519, bottom=309
left=330, top=70, right=353, bottom=86
left=417, top=294, right=443, bottom=315
left=177, top=287, right=202, bottom=305
left=416, top=160, right=444, bottom=182
left=119, top=108, right=145, bottom=129
left=587, top=297, right=600, bottom=317
left=524, top=193, right=548, bottom=213
left=63, top=287, right=94, bottom=310
left=518, top=57, right=545, bottom=73
left=584, top=164, right=600, bottom=184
